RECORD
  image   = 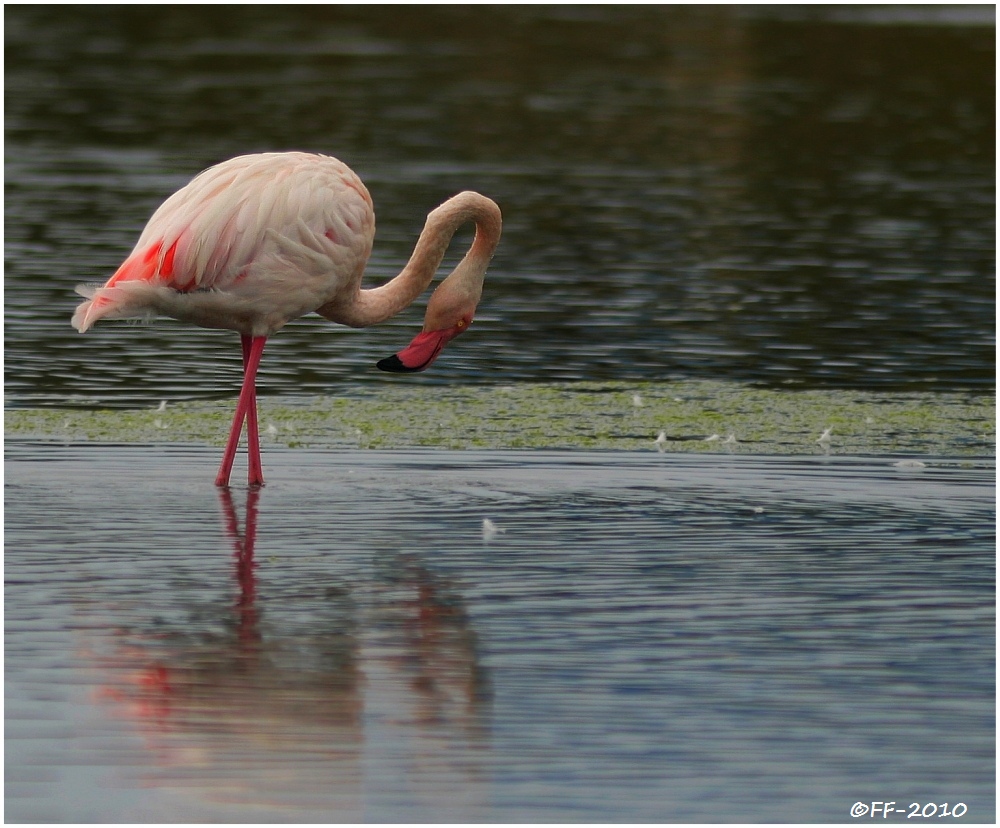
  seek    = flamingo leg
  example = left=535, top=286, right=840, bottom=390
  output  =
left=215, top=335, right=267, bottom=488
left=242, top=336, right=264, bottom=487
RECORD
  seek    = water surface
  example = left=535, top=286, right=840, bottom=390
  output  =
left=4, top=6, right=995, bottom=407
left=6, top=443, right=995, bottom=822
left=5, top=7, right=995, bottom=823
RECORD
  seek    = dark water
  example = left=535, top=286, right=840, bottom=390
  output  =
left=5, top=7, right=996, bottom=824
left=5, top=443, right=995, bottom=822
left=4, top=6, right=995, bottom=408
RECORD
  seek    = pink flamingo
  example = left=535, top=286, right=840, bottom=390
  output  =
left=72, top=152, right=502, bottom=488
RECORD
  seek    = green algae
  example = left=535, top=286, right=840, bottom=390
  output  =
left=4, top=381, right=995, bottom=458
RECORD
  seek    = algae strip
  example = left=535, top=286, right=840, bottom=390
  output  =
left=4, top=381, right=995, bottom=458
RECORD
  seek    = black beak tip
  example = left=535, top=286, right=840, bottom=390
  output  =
left=377, top=354, right=419, bottom=373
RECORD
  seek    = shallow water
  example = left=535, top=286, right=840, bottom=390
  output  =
left=4, top=6, right=995, bottom=408
left=5, top=442, right=994, bottom=822
left=5, top=7, right=996, bottom=823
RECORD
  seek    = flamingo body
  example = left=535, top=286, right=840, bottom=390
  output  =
left=72, top=152, right=502, bottom=487
left=73, top=153, right=376, bottom=337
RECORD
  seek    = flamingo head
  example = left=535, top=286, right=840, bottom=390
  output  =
left=376, top=310, right=474, bottom=373
left=376, top=249, right=486, bottom=374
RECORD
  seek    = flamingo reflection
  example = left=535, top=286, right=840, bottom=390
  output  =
left=90, top=487, right=491, bottom=817
left=220, top=486, right=261, bottom=646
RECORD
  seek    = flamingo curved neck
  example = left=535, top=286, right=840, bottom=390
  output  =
left=319, top=191, right=501, bottom=329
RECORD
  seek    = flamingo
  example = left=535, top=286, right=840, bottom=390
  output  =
left=72, top=152, right=502, bottom=488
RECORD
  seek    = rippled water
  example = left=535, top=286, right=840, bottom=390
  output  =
left=5, top=7, right=995, bottom=823
left=5, top=443, right=995, bottom=822
left=4, top=6, right=995, bottom=407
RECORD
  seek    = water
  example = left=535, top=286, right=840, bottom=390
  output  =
left=4, top=6, right=995, bottom=408
left=5, top=442, right=995, bottom=822
left=5, top=7, right=995, bottom=822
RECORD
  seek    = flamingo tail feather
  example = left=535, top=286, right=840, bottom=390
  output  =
left=72, top=282, right=163, bottom=332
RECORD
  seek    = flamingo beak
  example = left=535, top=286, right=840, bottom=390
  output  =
left=376, top=319, right=470, bottom=373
